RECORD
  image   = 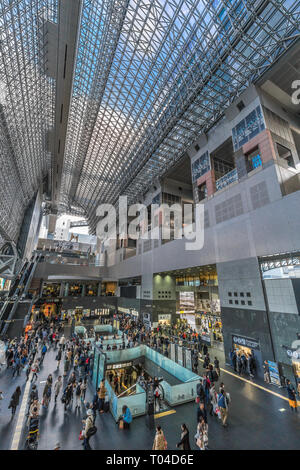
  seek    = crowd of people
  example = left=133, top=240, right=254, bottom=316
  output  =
left=1, top=310, right=299, bottom=451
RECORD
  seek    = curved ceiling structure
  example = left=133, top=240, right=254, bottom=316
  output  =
left=0, top=0, right=299, bottom=240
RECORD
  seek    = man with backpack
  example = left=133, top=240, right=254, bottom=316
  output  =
left=40, top=343, right=47, bottom=364
left=217, top=389, right=229, bottom=427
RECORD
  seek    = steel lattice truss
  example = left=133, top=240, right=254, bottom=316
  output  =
left=60, top=0, right=300, bottom=233
left=0, top=0, right=56, bottom=241
left=0, top=0, right=299, bottom=242
left=260, top=252, right=300, bottom=273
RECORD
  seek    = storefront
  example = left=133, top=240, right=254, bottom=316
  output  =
left=232, top=334, right=263, bottom=376
left=69, top=283, right=83, bottom=297
left=158, top=314, right=172, bottom=326
left=40, top=302, right=58, bottom=318
left=42, top=282, right=61, bottom=298
left=73, top=306, right=111, bottom=319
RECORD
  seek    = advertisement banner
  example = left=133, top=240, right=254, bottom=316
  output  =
left=267, top=360, right=280, bottom=386
left=179, top=292, right=195, bottom=313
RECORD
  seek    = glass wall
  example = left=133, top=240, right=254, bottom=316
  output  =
left=232, top=105, right=265, bottom=151
left=191, top=151, right=210, bottom=182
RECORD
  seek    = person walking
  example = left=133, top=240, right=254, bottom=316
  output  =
left=209, top=383, right=218, bottom=416
left=54, top=376, right=62, bottom=403
left=214, top=357, right=220, bottom=377
left=286, top=380, right=298, bottom=412
left=59, top=334, right=66, bottom=351
left=31, top=359, right=39, bottom=383
left=40, top=343, right=47, bottom=364
left=56, top=348, right=62, bottom=369
left=176, top=423, right=191, bottom=450
left=152, top=425, right=167, bottom=450
left=83, top=409, right=96, bottom=450
left=97, top=379, right=106, bottom=414
left=63, top=383, right=73, bottom=412
left=195, top=416, right=208, bottom=450
left=42, top=380, right=52, bottom=408
left=197, top=401, right=207, bottom=424
left=75, top=379, right=82, bottom=410
left=80, top=378, right=87, bottom=402
left=9, top=386, right=21, bottom=417
left=217, top=389, right=229, bottom=427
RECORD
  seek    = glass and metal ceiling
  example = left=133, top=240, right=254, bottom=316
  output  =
left=61, top=0, right=300, bottom=233
left=0, top=0, right=299, bottom=241
left=0, top=0, right=56, bottom=241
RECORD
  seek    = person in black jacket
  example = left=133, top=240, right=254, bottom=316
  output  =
left=176, top=423, right=191, bottom=450
left=9, top=386, right=21, bottom=416
left=197, top=402, right=208, bottom=424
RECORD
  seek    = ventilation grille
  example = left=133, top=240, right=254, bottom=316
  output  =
left=250, top=181, right=269, bottom=209
left=143, top=239, right=152, bottom=253
left=215, top=194, right=243, bottom=224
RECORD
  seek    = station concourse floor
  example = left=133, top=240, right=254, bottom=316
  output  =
left=0, top=343, right=299, bottom=451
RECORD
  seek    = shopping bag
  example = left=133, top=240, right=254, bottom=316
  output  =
left=195, top=397, right=200, bottom=404
left=119, top=419, right=124, bottom=430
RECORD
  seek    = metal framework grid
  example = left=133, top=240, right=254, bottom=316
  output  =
left=0, top=0, right=56, bottom=241
left=0, top=0, right=299, bottom=241
left=259, top=252, right=300, bottom=273
left=60, top=0, right=300, bottom=233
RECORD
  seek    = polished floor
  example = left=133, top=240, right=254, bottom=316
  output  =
left=0, top=341, right=299, bottom=451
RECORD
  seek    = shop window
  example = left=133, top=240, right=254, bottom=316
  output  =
left=276, top=143, right=295, bottom=168
left=248, top=301, right=252, bottom=306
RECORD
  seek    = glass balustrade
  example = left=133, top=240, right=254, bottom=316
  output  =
left=216, top=168, right=238, bottom=191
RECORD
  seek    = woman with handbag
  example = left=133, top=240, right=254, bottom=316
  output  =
left=152, top=425, right=167, bottom=450
left=195, top=416, right=208, bottom=450
left=176, top=423, right=191, bottom=450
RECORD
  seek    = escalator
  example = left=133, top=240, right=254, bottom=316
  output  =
left=0, top=254, right=41, bottom=338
